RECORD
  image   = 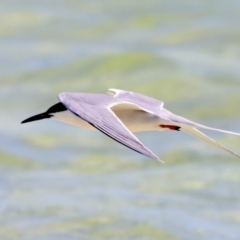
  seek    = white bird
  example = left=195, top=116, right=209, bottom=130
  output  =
left=21, top=89, right=240, bottom=162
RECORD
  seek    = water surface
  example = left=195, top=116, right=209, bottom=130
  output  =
left=1, top=0, right=240, bottom=239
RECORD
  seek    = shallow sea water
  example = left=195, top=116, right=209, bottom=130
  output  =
left=0, top=0, right=240, bottom=239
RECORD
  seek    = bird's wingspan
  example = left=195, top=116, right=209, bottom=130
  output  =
left=58, top=92, right=161, bottom=161
left=181, top=126, right=240, bottom=158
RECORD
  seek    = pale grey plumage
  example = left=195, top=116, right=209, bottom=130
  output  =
left=22, top=88, right=240, bottom=161
left=58, top=92, right=160, bottom=161
left=58, top=89, right=240, bottom=160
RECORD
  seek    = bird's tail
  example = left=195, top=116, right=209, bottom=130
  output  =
left=181, top=126, right=240, bottom=158
left=197, top=125, right=240, bottom=136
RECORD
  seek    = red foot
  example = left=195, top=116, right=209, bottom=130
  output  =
left=160, top=124, right=180, bottom=131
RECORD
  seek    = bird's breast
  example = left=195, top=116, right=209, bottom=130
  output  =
left=52, top=110, right=95, bottom=130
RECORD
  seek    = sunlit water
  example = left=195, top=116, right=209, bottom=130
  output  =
left=1, top=0, right=240, bottom=239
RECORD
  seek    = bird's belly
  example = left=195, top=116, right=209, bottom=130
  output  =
left=113, top=110, right=159, bottom=132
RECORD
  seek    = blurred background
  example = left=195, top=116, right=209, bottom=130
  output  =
left=1, top=0, right=240, bottom=239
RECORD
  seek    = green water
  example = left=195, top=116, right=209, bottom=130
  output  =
left=1, top=0, right=240, bottom=239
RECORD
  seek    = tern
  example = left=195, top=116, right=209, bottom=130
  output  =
left=21, top=89, right=240, bottom=162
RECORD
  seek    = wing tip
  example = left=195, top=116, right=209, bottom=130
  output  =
left=152, top=155, right=164, bottom=163
left=107, top=88, right=122, bottom=97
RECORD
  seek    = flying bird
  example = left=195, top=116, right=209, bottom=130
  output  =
left=21, top=89, right=240, bottom=162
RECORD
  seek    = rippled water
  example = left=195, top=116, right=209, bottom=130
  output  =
left=1, top=0, right=240, bottom=239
